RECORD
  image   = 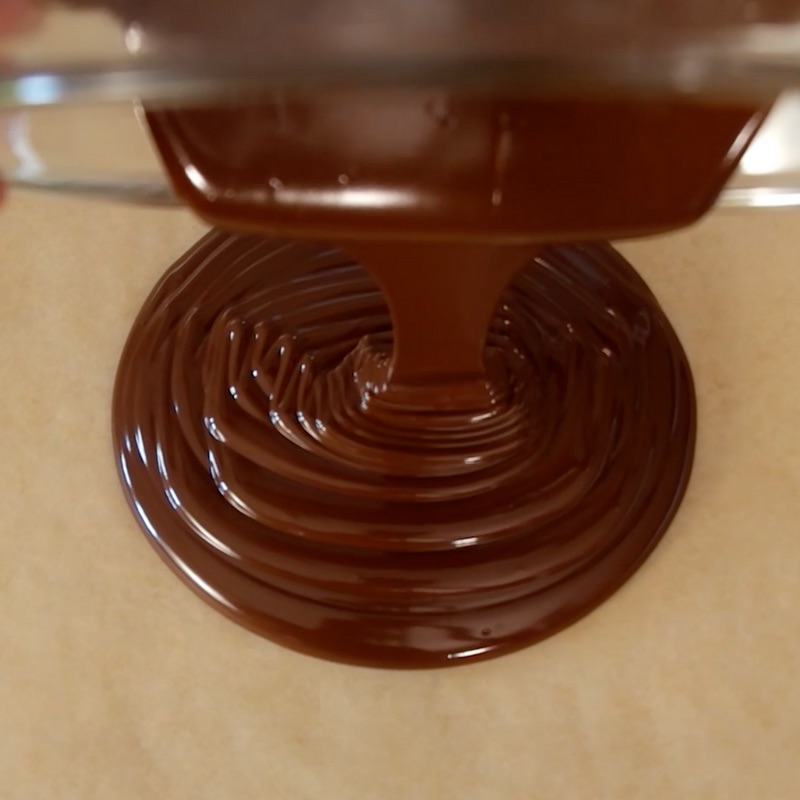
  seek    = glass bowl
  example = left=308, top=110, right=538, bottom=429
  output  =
left=2, top=0, right=800, bottom=210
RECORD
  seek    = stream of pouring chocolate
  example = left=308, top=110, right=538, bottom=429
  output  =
left=113, top=93, right=760, bottom=667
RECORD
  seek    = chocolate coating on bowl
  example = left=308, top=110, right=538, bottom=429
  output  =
left=146, top=93, right=761, bottom=242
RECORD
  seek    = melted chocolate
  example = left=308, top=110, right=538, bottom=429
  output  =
left=146, top=93, right=761, bottom=242
left=114, top=232, right=695, bottom=667
left=112, top=93, right=760, bottom=666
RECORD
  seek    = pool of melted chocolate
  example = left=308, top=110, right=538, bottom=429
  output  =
left=113, top=92, right=762, bottom=667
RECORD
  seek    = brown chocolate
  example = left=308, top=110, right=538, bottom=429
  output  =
left=114, top=230, right=694, bottom=667
left=111, top=93, right=760, bottom=666
left=146, top=92, right=761, bottom=242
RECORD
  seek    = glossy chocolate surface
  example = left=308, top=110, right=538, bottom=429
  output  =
left=111, top=92, right=761, bottom=666
left=147, top=93, right=760, bottom=242
left=114, top=231, right=695, bottom=667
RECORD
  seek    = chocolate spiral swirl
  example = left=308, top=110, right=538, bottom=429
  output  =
left=114, top=230, right=694, bottom=667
